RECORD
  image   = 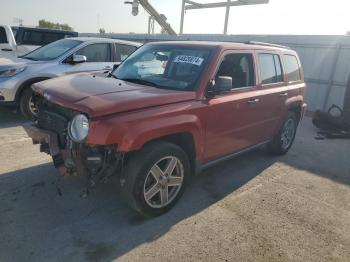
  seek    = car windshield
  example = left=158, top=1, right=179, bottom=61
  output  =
left=22, top=39, right=81, bottom=61
left=112, top=44, right=212, bottom=91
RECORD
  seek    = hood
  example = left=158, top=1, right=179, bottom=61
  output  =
left=32, top=73, right=196, bottom=117
left=0, top=56, right=44, bottom=70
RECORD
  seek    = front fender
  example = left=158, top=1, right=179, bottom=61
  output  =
left=87, top=114, right=204, bottom=159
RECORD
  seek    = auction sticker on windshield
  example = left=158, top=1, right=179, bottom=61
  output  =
left=173, top=55, right=204, bottom=66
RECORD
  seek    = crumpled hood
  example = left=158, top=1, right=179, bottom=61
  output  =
left=32, top=73, right=196, bottom=117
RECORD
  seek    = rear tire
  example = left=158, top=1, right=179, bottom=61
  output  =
left=120, top=141, right=190, bottom=217
left=19, top=88, right=37, bottom=120
left=268, top=111, right=298, bottom=155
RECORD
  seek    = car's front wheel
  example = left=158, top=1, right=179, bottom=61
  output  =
left=120, top=141, right=190, bottom=217
left=19, top=88, right=38, bottom=120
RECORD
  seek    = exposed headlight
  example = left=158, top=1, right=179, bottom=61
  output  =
left=0, top=66, right=26, bottom=78
left=68, top=114, right=89, bottom=142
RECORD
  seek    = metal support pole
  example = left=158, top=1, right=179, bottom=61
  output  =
left=323, top=44, right=341, bottom=110
left=148, top=16, right=151, bottom=34
left=223, top=0, right=230, bottom=34
left=180, top=0, right=268, bottom=35
left=148, top=16, right=155, bottom=34
left=180, top=0, right=186, bottom=34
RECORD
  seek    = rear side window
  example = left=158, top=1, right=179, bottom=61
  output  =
left=216, top=53, right=255, bottom=89
left=76, top=43, right=112, bottom=62
left=115, top=44, right=137, bottom=62
left=0, top=27, right=8, bottom=43
left=284, top=55, right=301, bottom=82
left=22, top=31, right=44, bottom=45
left=258, top=53, right=284, bottom=84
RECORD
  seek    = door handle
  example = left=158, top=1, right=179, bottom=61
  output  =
left=1, top=48, right=13, bottom=51
left=247, top=98, right=260, bottom=104
left=279, top=92, right=289, bottom=97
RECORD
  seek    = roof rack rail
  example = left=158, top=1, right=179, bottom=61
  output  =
left=246, top=41, right=291, bottom=49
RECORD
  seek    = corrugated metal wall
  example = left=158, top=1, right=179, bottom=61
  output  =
left=82, top=33, right=350, bottom=111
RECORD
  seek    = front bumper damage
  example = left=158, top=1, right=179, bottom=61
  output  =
left=24, top=124, right=123, bottom=193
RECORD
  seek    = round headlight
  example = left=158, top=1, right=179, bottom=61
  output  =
left=68, top=114, right=89, bottom=142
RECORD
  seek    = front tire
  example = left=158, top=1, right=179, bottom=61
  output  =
left=268, top=111, right=298, bottom=155
left=120, top=141, right=190, bottom=217
left=19, top=88, right=38, bottom=120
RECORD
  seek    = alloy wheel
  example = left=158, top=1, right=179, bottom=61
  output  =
left=143, top=156, right=184, bottom=208
left=281, top=118, right=296, bottom=150
left=28, top=96, right=38, bottom=116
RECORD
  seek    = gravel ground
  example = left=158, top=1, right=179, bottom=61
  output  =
left=0, top=107, right=349, bottom=262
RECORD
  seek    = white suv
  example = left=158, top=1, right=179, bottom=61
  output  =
left=0, top=37, right=141, bottom=119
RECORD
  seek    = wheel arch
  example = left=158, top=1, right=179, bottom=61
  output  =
left=138, top=132, right=197, bottom=175
left=15, top=77, right=52, bottom=102
left=288, top=103, right=303, bottom=123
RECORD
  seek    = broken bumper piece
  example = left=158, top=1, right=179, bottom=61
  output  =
left=23, top=124, right=60, bottom=156
left=23, top=124, right=70, bottom=175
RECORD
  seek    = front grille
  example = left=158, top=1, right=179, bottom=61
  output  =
left=37, top=110, right=68, bottom=147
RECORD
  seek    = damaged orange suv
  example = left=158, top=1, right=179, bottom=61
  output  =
left=25, top=41, right=307, bottom=216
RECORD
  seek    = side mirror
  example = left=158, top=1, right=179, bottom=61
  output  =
left=71, top=54, right=87, bottom=64
left=205, top=76, right=232, bottom=98
left=107, top=63, right=120, bottom=77
left=216, top=76, right=232, bottom=92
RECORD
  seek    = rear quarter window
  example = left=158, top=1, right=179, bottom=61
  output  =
left=115, top=44, right=138, bottom=62
left=284, top=54, right=301, bottom=82
left=258, top=53, right=284, bottom=84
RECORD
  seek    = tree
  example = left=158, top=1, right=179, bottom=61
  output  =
left=99, top=28, right=106, bottom=34
left=37, top=19, right=73, bottom=31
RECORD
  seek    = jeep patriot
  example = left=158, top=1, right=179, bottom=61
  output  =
left=24, top=41, right=307, bottom=216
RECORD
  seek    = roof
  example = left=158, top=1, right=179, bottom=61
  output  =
left=146, top=40, right=292, bottom=51
left=10, top=26, right=77, bottom=34
left=68, top=37, right=142, bottom=47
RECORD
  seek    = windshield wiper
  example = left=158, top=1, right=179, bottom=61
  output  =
left=121, top=78, right=159, bottom=88
left=20, top=56, right=38, bottom=61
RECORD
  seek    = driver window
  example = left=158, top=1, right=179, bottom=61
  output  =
left=216, top=53, right=255, bottom=89
left=75, top=43, right=111, bottom=62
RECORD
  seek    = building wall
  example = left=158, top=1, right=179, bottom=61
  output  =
left=82, top=33, right=350, bottom=112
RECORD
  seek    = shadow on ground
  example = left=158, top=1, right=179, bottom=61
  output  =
left=0, top=109, right=349, bottom=262
left=0, top=107, right=27, bottom=128
left=0, top=148, right=276, bottom=262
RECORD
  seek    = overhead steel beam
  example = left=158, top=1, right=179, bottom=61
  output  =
left=184, top=0, right=268, bottom=10
left=138, top=0, right=177, bottom=35
left=180, top=0, right=269, bottom=34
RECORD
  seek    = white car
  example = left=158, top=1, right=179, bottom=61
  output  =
left=0, top=37, right=141, bottom=119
